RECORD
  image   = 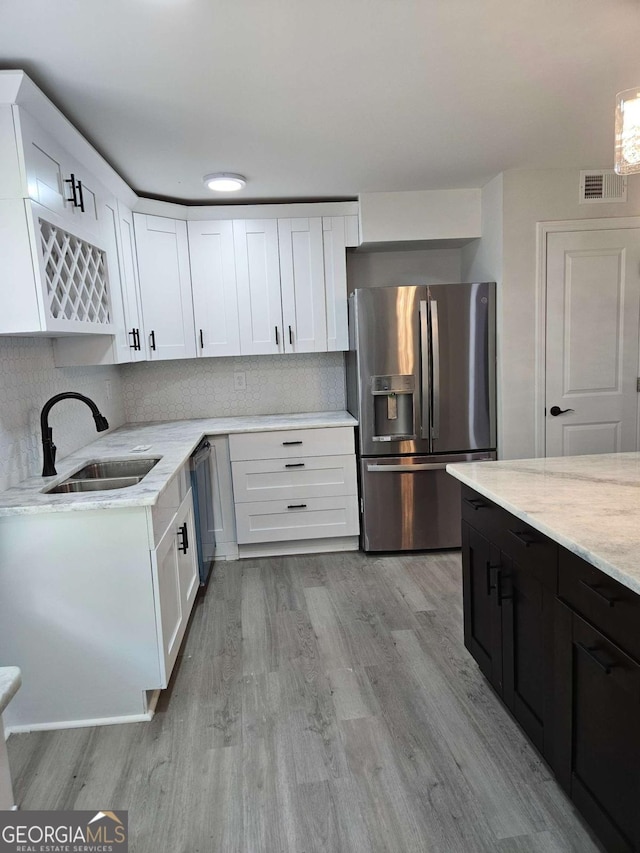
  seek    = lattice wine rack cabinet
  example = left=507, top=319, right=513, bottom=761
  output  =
left=39, top=220, right=111, bottom=326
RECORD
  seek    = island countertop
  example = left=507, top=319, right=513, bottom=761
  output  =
left=447, top=452, right=640, bottom=596
left=0, top=411, right=357, bottom=517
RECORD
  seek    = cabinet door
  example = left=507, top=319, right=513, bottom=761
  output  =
left=555, top=604, right=640, bottom=853
left=152, top=491, right=199, bottom=686
left=176, top=494, right=199, bottom=615
left=322, top=216, right=350, bottom=351
left=188, top=220, right=241, bottom=357
left=234, top=219, right=283, bottom=355
left=101, top=197, right=135, bottom=363
left=117, top=203, right=145, bottom=361
left=462, top=521, right=503, bottom=693
left=18, top=108, right=71, bottom=219
left=152, top=515, right=183, bottom=687
left=501, top=555, right=555, bottom=759
left=134, top=214, right=196, bottom=360
left=278, top=217, right=326, bottom=353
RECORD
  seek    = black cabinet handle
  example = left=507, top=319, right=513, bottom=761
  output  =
left=487, top=562, right=500, bottom=594
left=549, top=406, right=575, bottom=416
left=135, top=328, right=141, bottom=351
left=76, top=179, right=85, bottom=212
left=149, top=330, right=156, bottom=351
left=577, top=642, right=614, bottom=675
left=285, top=462, right=305, bottom=468
left=579, top=579, right=616, bottom=607
left=508, top=529, right=537, bottom=548
left=282, top=440, right=303, bottom=446
left=128, top=329, right=137, bottom=349
left=287, top=504, right=307, bottom=509
left=496, top=570, right=513, bottom=605
left=64, top=174, right=78, bottom=206
left=464, top=497, right=488, bottom=511
left=275, top=326, right=279, bottom=346
left=177, top=522, right=189, bottom=554
left=289, top=325, right=293, bottom=345
left=199, top=329, right=204, bottom=349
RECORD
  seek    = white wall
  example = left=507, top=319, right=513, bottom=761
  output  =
left=121, top=352, right=346, bottom=422
left=468, top=169, right=640, bottom=460
left=347, top=247, right=462, bottom=293
left=0, top=337, right=125, bottom=490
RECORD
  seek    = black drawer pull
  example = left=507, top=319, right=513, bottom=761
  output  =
left=508, top=529, right=537, bottom=548
left=177, top=522, right=189, bottom=554
left=464, top=497, right=488, bottom=511
left=577, top=642, right=614, bottom=675
left=282, top=440, right=303, bottom=446
left=285, top=463, right=305, bottom=468
left=487, top=562, right=501, bottom=594
left=287, top=504, right=307, bottom=509
left=579, top=579, right=616, bottom=607
left=149, top=330, right=156, bottom=351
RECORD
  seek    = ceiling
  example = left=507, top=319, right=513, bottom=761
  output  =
left=1, top=0, right=639, bottom=203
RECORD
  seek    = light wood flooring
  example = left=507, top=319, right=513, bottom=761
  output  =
left=7, top=551, right=604, bottom=853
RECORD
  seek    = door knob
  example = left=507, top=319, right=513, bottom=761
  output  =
left=550, top=405, right=575, bottom=416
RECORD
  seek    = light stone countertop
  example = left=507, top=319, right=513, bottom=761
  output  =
left=447, top=452, right=640, bottom=595
left=0, top=667, right=21, bottom=715
left=0, top=411, right=357, bottom=517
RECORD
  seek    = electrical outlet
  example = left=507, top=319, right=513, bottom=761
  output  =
left=105, top=380, right=112, bottom=401
left=234, top=372, right=246, bottom=391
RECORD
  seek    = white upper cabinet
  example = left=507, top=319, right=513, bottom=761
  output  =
left=278, top=217, right=326, bottom=353
left=134, top=214, right=196, bottom=360
left=323, top=216, right=354, bottom=351
left=116, top=203, right=145, bottom=361
left=188, top=219, right=241, bottom=357
left=234, top=218, right=283, bottom=355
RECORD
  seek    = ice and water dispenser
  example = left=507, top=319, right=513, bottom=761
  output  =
left=371, top=374, right=416, bottom=442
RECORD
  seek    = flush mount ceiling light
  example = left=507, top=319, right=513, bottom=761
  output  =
left=203, top=173, right=247, bottom=192
left=615, top=88, right=640, bottom=175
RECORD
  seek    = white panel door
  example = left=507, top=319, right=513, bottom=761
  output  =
left=322, top=216, right=350, bottom=351
left=134, top=214, right=196, bottom=360
left=188, top=220, right=241, bottom=357
left=117, top=203, right=145, bottom=361
left=545, top=228, right=640, bottom=456
left=278, top=217, right=326, bottom=352
left=233, top=219, right=283, bottom=355
left=176, top=494, right=199, bottom=615
left=101, top=196, right=133, bottom=363
left=152, top=517, right=183, bottom=687
left=18, top=109, right=70, bottom=219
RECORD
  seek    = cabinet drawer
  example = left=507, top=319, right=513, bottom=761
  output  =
left=229, top=427, right=354, bottom=461
left=461, top=485, right=505, bottom=541
left=235, top=495, right=360, bottom=544
left=232, top=454, right=357, bottom=503
left=558, top=549, right=640, bottom=662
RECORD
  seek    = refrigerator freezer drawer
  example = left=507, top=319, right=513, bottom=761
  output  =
left=235, top=495, right=360, bottom=544
left=360, top=453, right=494, bottom=552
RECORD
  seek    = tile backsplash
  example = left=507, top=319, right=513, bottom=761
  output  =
left=0, top=337, right=125, bottom=491
left=121, top=352, right=346, bottom=422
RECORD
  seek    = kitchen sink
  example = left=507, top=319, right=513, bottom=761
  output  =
left=46, top=476, right=143, bottom=494
left=71, top=458, right=160, bottom=480
left=43, top=457, right=160, bottom=494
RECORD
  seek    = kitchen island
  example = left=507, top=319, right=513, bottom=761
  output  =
left=447, top=452, right=640, bottom=853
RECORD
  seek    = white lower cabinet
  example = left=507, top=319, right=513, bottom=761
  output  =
left=229, top=427, right=359, bottom=556
left=0, top=469, right=199, bottom=732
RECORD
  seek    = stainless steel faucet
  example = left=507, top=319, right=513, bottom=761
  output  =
left=40, top=392, right=109, bottom=477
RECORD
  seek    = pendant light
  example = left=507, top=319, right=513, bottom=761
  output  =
left=615, top=88, right=640, bottom=175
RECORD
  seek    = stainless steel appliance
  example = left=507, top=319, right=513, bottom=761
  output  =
left=346, top=283, right=496, bottom=551
left=189, top=439, right=216, bottom=584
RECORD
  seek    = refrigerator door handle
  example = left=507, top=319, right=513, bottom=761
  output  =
left=430, top=299, right=440, bottom=440
left=419, top=300, right=431, bottom=442
left=366, top=462, right=449, bottom=472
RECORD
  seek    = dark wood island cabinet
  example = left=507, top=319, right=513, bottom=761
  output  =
left=460, top=483, right=640, bottom=853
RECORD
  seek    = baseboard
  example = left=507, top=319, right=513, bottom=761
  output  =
left=5, top=709, right=154, bottom=735
left=238, top=536, right=360, bottom=559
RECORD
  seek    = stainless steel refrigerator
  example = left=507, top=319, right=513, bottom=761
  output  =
left=346, top=283, right=496, bottom=551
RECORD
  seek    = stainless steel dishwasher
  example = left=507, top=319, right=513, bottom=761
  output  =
left=189, top=438, right=216, bottom=585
